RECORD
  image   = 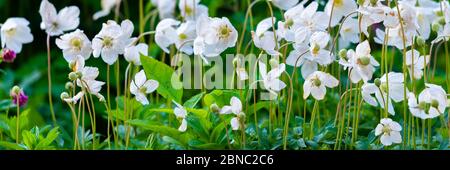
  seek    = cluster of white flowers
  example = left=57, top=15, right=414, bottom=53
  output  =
left=9, top=0, right=449, bottom=145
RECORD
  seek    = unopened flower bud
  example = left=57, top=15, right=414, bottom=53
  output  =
left=370, top=0, right=378, bottom=6
left=416, top=36, right=426, bottom=48
left=374, top=78, right=381, bottom=86
left=68, top=72, right=78, bottom=81
left=1, top=49, right=17, bottom=63
left=269, top=58, right=279, bottom=67
left=432, top=22, right=441, bottom=32
left=436, top=11, right=444, bottom=17
left=65, top=82, right=74, bottom=90
left=210, top=103, right=220, bottom=113
left=11, top=86, right=21, bottom=96
left=339, top=49, right=348, bottom=60
left=60, top=92, right=70, bottom=100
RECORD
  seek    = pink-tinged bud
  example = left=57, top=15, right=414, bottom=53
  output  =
left=1, top=49, right=17, bottom=63
left=10, top=87, right=28, bottom=107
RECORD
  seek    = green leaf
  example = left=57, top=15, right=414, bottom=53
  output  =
left=141, top=55, right=183, bottom=103
left=128, top=119, right=192, bottom=145
left=37, top=127, right=60, bottom=148
left=203, top=90, right=239, bottom=107
left=184, top=92, right=205, bottom=108
left=22, top=130, right=36, bottom=150
left=0, top=141, right=25, bottom=150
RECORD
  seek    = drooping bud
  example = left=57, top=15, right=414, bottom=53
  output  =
left=60, top=92, right=70, bottom=100
left=68, top=72, right=78, bottom=81
left=10, top=86, right=28, bottom=107
left=210, top=103, right=220, bottom=113
left=11, top=86, right=21, bottom=96
left=1, top=49, right=17, bottom=63
left=65, top=82, right=74, bottom=90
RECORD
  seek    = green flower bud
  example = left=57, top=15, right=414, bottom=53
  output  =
left=269, top=58, right=279, bottom=67
left=370, top=0, right=378, bottom=6
left=68, top=72, right=78, bottom=81
left=210, top=103, right=220, bottom=113
left=374, top=78, right=381, bottom=87
left=357, top=56, right=371, bottom=66
left=11, top=85, right=21, bottom=95
left=416, top=36, right=426, bottom=48
left=436, top=11, right=444, bottom=17
left=432, top=22, right=441, bottom=32
left=339, top=49, right=348, bottom=60
left=65, top=82, right=74, bottom=90
left=60, top=92, right=69, bottom=100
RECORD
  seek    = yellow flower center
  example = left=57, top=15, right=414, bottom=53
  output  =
left=382, top=125, right=392, bottom=135
left=70, top=38, right=83, bottom=51
left=218, top=25, right=231, bottom=39
left=179, top=33, right=188, bottom=40
left=5, top=28, right=16, bottom=36
left=311, top=43, right=320, bottom=56
left=139, top=86, right=147, bottom=93
left=334, top=0, right=344, bottom=7
left=103, top=36, right=113, bottom=48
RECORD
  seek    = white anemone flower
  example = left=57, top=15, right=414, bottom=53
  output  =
left=174, top=102, right=188, bottom=132
left=151, top=0, right=176, bottom=19
left=92, top=20, right=135, bottom=65
left=130, top=70, right=159, bottom=105
left=325, top=0, right=358, bottom=27
left=271, top=0, right=299, bottom=10
left=71, top=55, right=105, bottom=96
left=93, top=0, right=120, bottom=20
left=124, top=43, right=148, bottom=66
left=175, top=21, right=197, bottom=55
left=39, top=0, right=80, bottom=36
left=258, top=61, right=286, bottom=94
left=286, top=31, right=333, bottom=79
left=346, top=40, right=379, bottom=83
left=338, top=17, right=359, bottom=48
left=179, top=0, right=209, bottom=21
left=155, top=19, right=180, bottom=54
left=303, top=71, right=339, bottom=100
left=408, top=84, right=447, bottom=119
left=361, top=72, right=408, bottom=115
left=252, top=17, right=280, bottom=56
left=295, top=2, right=328, bottom=33
left=375, top=118, right=402, bottom=146
left=194, top=16, right=238, bottom=57
left=220, top=96, right=244, bottom=130
left=0, top=18, right=34, bottom=53
left=276, top=1, right=306, bottom=42
left=405, top=49, right=430, bottom=80
left=56, top=29, right=92, bottom=62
